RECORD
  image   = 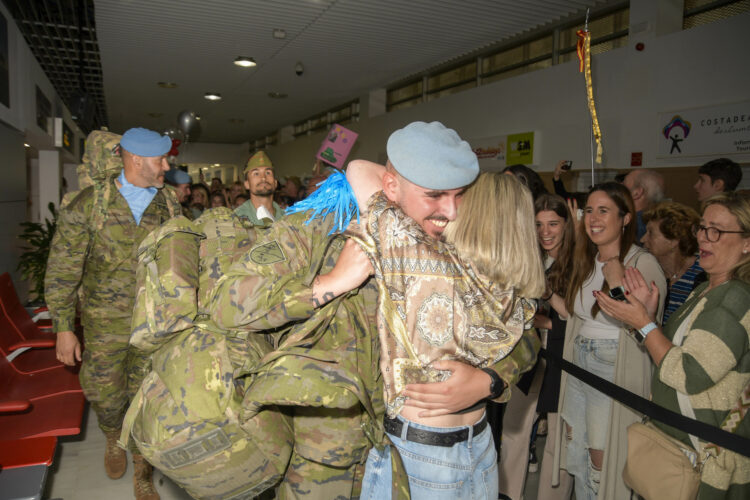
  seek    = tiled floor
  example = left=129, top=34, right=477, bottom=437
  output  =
left=43, top=404, right=550, bottom=500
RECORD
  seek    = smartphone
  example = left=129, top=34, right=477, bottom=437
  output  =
left=561, top=160, right=573, bottom=171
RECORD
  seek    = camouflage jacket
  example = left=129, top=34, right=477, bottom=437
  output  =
left=45, top=173, right=179, bottom=332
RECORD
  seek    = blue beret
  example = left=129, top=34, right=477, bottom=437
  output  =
left=120, top=127, right=172, bottom=157
left=386, top=121, right=478, bottom=190
left=165, top=168, right=191, bottom=185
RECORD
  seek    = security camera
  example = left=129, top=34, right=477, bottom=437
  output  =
left=295, top=62, right=304, bottom=76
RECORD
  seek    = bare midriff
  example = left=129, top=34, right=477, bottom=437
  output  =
left=399, top=406, right=485, bottom=428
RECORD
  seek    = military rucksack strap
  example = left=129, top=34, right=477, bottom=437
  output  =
left=84, top=180, right=112, bottom=260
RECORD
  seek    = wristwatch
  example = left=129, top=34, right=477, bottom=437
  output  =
left=608, top=285, right=627, bottom=301
left=632, top=321, right=658, bottom=344
left=481, top=368, right=506, bottom=399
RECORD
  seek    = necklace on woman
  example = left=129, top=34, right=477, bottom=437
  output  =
left=667, top=256, right=694, bottom=286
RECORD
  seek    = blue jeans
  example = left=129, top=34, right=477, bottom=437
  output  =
left=560, top=336, right=618, bottom=500
left=360, top=415, right=498, bottom=499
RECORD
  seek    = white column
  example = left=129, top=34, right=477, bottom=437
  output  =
left=38, top=149, right=61, bottom=222
left=362, top=88, right=387, bottom=118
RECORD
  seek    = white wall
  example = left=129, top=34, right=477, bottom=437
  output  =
left=265, top=11, right=750, bottom=180
left=0, top=3, right=85, bottom=297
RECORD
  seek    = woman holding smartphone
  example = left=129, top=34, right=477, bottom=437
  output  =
left=552, top=182, right=667, bottom=500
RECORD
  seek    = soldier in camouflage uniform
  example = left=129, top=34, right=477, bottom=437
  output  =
left=164, top=167, right=194, bottom=220
left=45, top=127, right=180, bottom=500
left=210, top=121, right=541, bottom=499
left=234, top=150, right=285, bottom=225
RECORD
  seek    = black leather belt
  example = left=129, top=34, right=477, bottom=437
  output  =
left=384, top=416, right=488, bottom=447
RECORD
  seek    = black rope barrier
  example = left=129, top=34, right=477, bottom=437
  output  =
left=538, top=348, right=750, bottom=458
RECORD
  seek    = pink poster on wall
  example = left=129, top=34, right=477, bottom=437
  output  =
left=316, top=124, right=359, bottom=169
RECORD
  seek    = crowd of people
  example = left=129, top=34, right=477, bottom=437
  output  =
left=162, top=154, right=318, bottom=223
left=42, top=122, right=749, bottom=500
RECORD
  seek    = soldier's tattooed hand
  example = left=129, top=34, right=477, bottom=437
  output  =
left=311, top=240, right=373, bottom=308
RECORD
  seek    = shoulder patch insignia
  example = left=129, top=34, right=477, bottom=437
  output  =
left=249, top=240, right=286, bottom=265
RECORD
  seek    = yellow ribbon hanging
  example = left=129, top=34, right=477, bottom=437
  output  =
left=577, top=29, right=603, bottom=164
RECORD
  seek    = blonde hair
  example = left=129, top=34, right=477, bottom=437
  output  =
left=445, top=172, right=545, bottom=298
left=702, top=191, right=750, bottom=283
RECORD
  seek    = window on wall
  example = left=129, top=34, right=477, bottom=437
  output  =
left=425, top=61, right=477, bottom=101
left=481, top=35, right=553, bottom=85
left=386, top=7, right=629, bottom=111
left=683, top=0, right=750, bottom=29
left=387, top=79, right=423, bottom=111
left=290, top=100, right=360, bottom=138
left=558, top=8, right=629, bottom=64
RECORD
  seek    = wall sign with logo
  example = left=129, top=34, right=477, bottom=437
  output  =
left=471, top=135, right=507, bottom=170
left=657, top=101, right=750, bottom=158
left=506, top=132, right=535, bottom=165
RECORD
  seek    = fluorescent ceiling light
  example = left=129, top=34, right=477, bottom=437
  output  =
left=233, top=56, right=256, bottom=68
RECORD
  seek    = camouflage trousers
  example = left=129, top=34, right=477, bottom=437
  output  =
left=274, top=406, right=368, bottom=499
left=277, top=451, right=365, bottom=500
left=80, top=317, right=147, bottom=437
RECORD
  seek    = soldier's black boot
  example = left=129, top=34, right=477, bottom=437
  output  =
left=104, top=429, right=127, bottom=479
left=133, top=454, right=160, bottom=500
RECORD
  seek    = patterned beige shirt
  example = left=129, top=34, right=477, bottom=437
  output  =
left=347, top=192, right=534, bottom=417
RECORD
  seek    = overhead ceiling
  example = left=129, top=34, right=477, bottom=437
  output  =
left=7, top=0, right=613, bottom=144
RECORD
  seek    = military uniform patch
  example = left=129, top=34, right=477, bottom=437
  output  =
left=249, top=240, right=286, bottom=265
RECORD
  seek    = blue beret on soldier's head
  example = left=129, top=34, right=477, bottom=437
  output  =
left=386, top=121, right=479, bottom=190
left=165, top=168, right=191, bottom=185
left=120, top=127, right=172, bottom=157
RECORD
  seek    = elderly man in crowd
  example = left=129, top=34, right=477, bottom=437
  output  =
left=234, top=150, right=284, bottom=225
left=45, top=127, right=180, bottom=500
left=623, top=168, right=665, bottom=241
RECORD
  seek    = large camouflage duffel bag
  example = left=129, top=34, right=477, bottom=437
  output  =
left=122, top=208, right=293, bottom=499
left=124, top=326, right=292, bottom=500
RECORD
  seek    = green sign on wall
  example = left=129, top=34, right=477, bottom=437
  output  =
left=506, top=132, right=534, bottom=165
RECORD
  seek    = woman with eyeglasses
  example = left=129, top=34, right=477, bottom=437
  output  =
left=552, top=182, right=667, bottom=500
left=596, top=191, right=750, bottom=499
left=640, top=201, right=706, bottom=323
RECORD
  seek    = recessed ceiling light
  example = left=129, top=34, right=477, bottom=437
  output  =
left=195, top=114, right=201, bottom=121
left=268, top=92, right=288, bottom=99
left=273, top=29, right=286, bottom=39
left=233, top=56, right=257, bottom=68
left=213, top=163, right=220, bottom=167
left=157, top=82, right=178, bottom=89
left=24, top=143, right=30, bottom=148
left=204, top=92, right=222, bottom=101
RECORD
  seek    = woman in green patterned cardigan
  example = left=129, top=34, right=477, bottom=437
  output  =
left=596, top=191, right=750, bottom=499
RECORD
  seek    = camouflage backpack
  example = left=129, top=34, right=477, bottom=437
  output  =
left=122, top=207, right=294, bottom=500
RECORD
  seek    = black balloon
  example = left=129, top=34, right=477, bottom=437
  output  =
left=177, top=110, right=199, bottom=139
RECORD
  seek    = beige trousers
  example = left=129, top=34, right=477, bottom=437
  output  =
left=497, top=363, right=544, bottom=500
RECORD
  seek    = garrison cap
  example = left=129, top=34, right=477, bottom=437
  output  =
left=244, top=151, right=273, bottom=174
left=386, top=121, right=478, bottom=190
left=165, top=168, right=191, bottom=185
left=120, top=127, right=172, bottom=157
